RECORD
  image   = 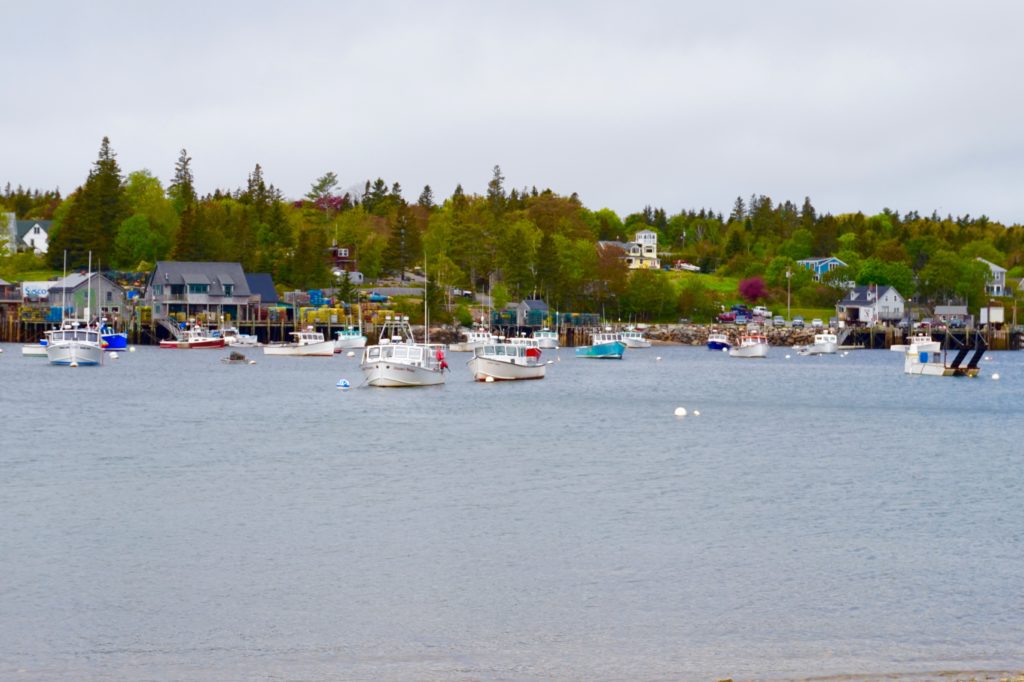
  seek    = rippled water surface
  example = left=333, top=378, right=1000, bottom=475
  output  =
left=1, top=343, right=1022, bottom=680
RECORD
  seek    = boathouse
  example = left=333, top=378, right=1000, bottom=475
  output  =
left=836, top=285, right=905, bottom=325
left=143, top=261, right=253, bottom=325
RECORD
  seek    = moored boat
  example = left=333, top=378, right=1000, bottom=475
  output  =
left=100, top=324, right=128, bottom=351
left=798, top=332, right=838, bottom=356
left=902, top=331, right=986, bottom=377
left=160, top=323, right=225, bottom=349
left=534, top=328, right=559, bottom=349
left=22, top=340, right=48, bottom=357
left=262, top=327, right=334, bottom=356
left=707, top=331, right=732, bottom=351
left=468, top=342, right=546, bottom=381
left=619, top=328, right=651, bottom=348
left=45, top=321, right=104, bottom=366
left=728, top=333, right=769, bottom=358
left=448, top=326, right=497, bottom=352
left=214, top=326, right=259, bottom=347
left=360, top=316, right=448, bottom=387
left=575, top=331, right=626, bottom=359
left=333, top=327, right=367, bottom=352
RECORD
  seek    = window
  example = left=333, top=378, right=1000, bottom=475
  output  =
left=223, top=284, right=233, bottom=296
left=153, top=284, right=163, bottom=296
left=188, top=283, right=209, bottom=294
left=106, top=291, right=112, bottom=302
left=170, top=284, right=184, bottom=296
left=339, top=248, right=349, bottom=257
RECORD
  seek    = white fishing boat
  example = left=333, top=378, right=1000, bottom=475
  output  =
left=360, top=316, right=448, bottom=387
left=262, top=327, right=334, bottom=356
left=448, top=325, right=497, bottom=352
left=333, top=326, right=367, bottom=352
left=45, top=321, right=104, bottom=366
left=216, top=326, right=259, bottom=347
left=728, top=333, right=769, bottom=358
left=468, top=341, right=547, bottom=381
left=619, top=328, right=651, bottom=348
left=506, top=335, right=543, bottom=358
left=902, top=331, right=986, bottom=377
left=45, top=251, right=104, bottom=367
left=890, top=333, right=941, bottom=353
left=534, top=328, right=559, bottom=349
left=798, top=332, right=838, bottom=356
left=22, top=340, right=48, bottom=357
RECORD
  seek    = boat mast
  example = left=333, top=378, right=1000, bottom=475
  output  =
left=423, top=251, right=429, bottom=346
left=60, top=251, right=67, bottom=325
left=85, top=251, right=92, bottom=324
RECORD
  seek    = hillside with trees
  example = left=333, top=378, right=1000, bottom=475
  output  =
left=3, top=138, right=1023, bottom=322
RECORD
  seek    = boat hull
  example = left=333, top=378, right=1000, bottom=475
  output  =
left=575, top=341, right=626, bottom=359
left=904, top=350, right=980, bottom=377
left=102, top=332, right=128, bottom=351
left=535, top=338, right=559, bottom=350
left=729, top=343, right=769, bottom=358
left=263, top=340, right=335, bottom=356
left=361, top=361, right=446, bottom=387
left=801, top=341, right=838, bottom=355
left=160, top=338, right=225, bottom=349
left=22, top=344, right=48, bottom=357
left=46, top=342, right=103, bottom=366
left=333, top=336, right=367, bottom=352
left=707, top=340, right=731, bottom=351
left=621, top=338, right=651, bottom=348
left=468, top=356, right=546, bottom=381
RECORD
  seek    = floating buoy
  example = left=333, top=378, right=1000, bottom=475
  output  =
left=109, top=352, right=119, bottom=360
left=485, top=376, right=495, bottom=383
left=785, top=354, right=791, bottom=359
left=721, top=347, right=728, bottom=353
left=336, top=378, right=351, bottom=390
left=985, top=355, right=993, bottom=361
left=693, top=410, right=701, bottom=416
left=69, top=361, right=78, bottom=368
left=346, top=351, right=355, bottom=357
left=129, top=346, right=136, bottom=352
left=546, top=360, right=554, bottom=365
left=656, top=356, right=662, bottom=361
left=674, top=407, right=687, bottom=417
left=248, top=360, right=256, bottom=365
left=992, top=373, right=1000, bottom=380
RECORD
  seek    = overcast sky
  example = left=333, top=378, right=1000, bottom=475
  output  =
left=4, top=1, right=1024, bottom=223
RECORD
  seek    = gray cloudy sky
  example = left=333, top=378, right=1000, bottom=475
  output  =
left=4, top=1, right=1024, bottom=223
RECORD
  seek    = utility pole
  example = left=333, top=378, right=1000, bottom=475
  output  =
left=786, top=268, right=792, bottom=320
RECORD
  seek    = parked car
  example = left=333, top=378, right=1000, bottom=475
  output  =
left=791, top=315, right=805, bottom=328
left=734, top=313, right=751, bottom=325
left=829, top=316, right=839, bottom=328
left=772, top=315, right=786, bottom=327
left=948, top=318, right=966, bottom=329
left=811, top=318, right=824, bottom=328
left=753, top=305, right=772, bottom=318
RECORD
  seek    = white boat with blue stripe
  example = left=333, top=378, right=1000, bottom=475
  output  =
left=575, top=331, right=626, bottom=359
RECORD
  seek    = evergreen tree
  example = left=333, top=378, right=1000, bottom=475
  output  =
left=48, top=136, right=128, bottom=268
left=487, top=164, right=506, bottom=215
left=417, top=185, right=435, bottom=210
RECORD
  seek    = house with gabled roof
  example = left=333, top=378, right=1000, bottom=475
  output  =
left=797, top=256, right=847, bottom=282
left=517, top=299, right=549, bottom=326
left=143, top=261, right=253, bottom=323
left=44, top=271, right=127, bottom=322
left=597, top=230, right=660, bottom=270
left=2, top=212, right=52, bottom=254
left=976, top=257, right=1007, bottom=296
left=836, top=284, right=905, bottom=325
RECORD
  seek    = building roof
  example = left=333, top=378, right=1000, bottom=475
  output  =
left=976, top=257, right=1006, bottom=273
left=0, top=277, right=11, bottom=286
left=520, top=299, right=548, bottom=311
left=48, top=272, right=120, bottom=292
left=838, top=284, right=903, bottom=306
left=16, top=219, right=52, bottom=241
left=149, top=261, right=251, bottom=297
left=245, top=272, right=278, bottom=304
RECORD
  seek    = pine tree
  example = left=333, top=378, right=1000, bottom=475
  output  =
left=487, top=164, right=506, bottom=215
left=417, top=185, right=434, bottom=210
left=48, top=136, right=128, bottom=267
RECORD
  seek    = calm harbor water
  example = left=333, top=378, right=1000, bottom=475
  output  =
left=1, top=342, right=1022, bottom=681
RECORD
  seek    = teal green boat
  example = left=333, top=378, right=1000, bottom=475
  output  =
left=575, top=332, right=626, bottom=359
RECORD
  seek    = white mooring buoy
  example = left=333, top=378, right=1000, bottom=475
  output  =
left=69, top=361, right=78, bottom=368
left=693, top=410, right=701, bottom=416
left=346, top=351, right=355, bottom=357
left=992, top=373, right=1000, bottom=381
left=129, top=346, right=136, bottom=352
left=485, top=376, right=495, bottom=383
left=336, top=379, right=351, bottom=390
left=109, top=352, right=119, bottom=360
left=674, top=407, right=687, bottom=417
